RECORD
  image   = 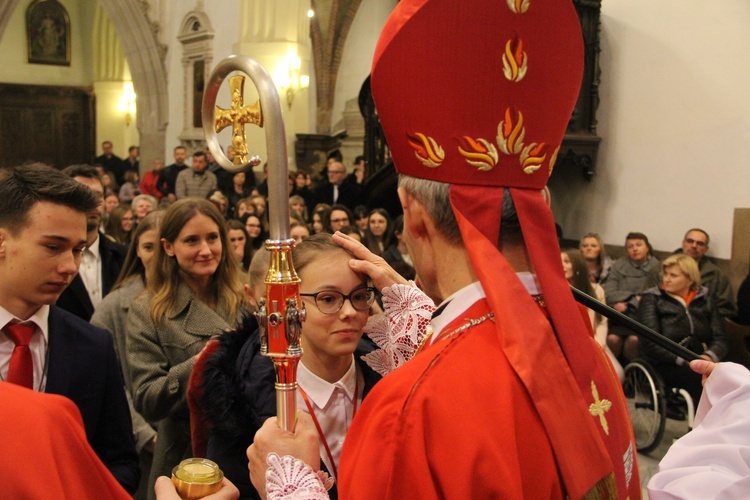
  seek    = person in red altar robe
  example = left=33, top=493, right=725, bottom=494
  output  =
left=0, top=382, right=240, bottom=498
left=246, top=0, right=640, bottom=498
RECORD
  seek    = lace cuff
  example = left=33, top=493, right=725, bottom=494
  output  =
left=265, top=453, right=333, bottom=499
left=362, top=282, right=435, bottom=376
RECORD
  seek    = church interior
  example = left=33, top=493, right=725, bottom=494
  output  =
left=0, top=0, right=748, bottom=279
left=1, top=0, right=749, bottom=495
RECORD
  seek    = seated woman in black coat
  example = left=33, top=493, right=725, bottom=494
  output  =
left=200, top=233, right=381, bottom=499
left=638, top=254, right=729, bottom=405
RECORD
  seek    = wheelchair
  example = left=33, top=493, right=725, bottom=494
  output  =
left=622, top=358, right=696, bottom=454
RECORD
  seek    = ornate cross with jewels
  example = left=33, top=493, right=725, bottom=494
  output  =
left=214, top=75, right=263, bottom=166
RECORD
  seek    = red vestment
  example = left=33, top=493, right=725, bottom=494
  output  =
left=340, top=297, right=639, bottom=499
left=0, top=382, right=130, bottom=499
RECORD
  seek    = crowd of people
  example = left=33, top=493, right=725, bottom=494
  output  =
left=94, top=142, right=414, bottom=287
left=565, top=229, right=737, bottom=408
left=2, top=140, right=415, bottom=498
left=4, top=113, right=748, bottom=500
left=3, top=0, right=750, bottom=498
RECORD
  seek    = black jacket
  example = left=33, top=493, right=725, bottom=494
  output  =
left=200, top=315, right=381, bottom=499
left=46, top=306, right=140, bottom=493
left=55, top=233, right=127, bottom=321
left=313, top=181, right=362, bottom=211
left=638, top=286, right=728, bottom=365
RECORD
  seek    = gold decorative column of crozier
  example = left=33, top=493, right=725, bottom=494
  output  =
left=202, top=55, right=304, bottom=431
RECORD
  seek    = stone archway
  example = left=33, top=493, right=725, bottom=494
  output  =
left=310, top=0, right=363, bottom=134
left=0, top=0, right=167, bottom=169
left=97, top=0, right=168, bottom=171
left=0, top=1, right=20, bottom=40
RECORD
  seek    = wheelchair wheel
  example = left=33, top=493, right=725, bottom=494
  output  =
left=623, top=360, right=666, bottom=454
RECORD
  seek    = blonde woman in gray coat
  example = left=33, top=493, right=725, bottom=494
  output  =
left=127, top=199, right=248, bottom=499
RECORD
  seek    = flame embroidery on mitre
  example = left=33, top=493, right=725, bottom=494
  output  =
left=502, top=37, right=528, bottom=83
left=407, top=132, right=445, bottom=168
left=496, top=108, right=526, bottom=156
left=520, top=142, right=547, bottom=174
left=548, top=146, right=560, bottom=175
left=457, top=136, right=498, bottom=171
left=506, top=0, right=530, bottom=14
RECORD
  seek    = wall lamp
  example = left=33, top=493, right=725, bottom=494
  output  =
left=277, top=56, right=309, bottom=109
left=118, top=81, right=136, bottom=126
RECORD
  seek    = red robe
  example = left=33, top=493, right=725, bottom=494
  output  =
left=0, top=382, right=130, bottom=499
left=340, top=298, right=638, bottom=498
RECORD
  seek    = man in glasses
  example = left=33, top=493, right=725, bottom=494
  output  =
left=314, top=161, right=362, bottom=211
left=681, top=228, right=736, bottom=318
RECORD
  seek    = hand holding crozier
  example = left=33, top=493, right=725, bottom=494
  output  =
left=247, top=412, right=320, bottom=497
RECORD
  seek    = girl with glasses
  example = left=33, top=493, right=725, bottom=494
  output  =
left=200, top=233, right=382, bottom=499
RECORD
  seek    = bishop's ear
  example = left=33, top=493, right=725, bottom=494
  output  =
left=397, top=187, right=428, bottom=239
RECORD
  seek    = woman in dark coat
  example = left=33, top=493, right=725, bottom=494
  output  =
left=638, top=254, right=729, bottom=405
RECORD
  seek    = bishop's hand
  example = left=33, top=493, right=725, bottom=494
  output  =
left=332, top=231, right=408, bottom=291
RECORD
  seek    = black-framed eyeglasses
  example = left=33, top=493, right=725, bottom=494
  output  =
left=300, top=287, right=377, bottom=314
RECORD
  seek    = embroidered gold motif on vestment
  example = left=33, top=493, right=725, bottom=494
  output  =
left=457, top=136, right=498, bottom=171
left=589, top=380, right=613, bottom=435
left=520, top=142, right=547, bottom=174
left=496, top=108, right=526, bottom=155
left=502, top=38, right=528, bottom=82
left=506, top=0, right=530, bottom=14
left=548, top=146, right=559, bottom=175
left=408, top=132, right=445, bottom=168
left=412, top=107, right=555, bottom=176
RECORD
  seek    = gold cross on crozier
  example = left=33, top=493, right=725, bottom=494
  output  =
left=215, top=75, right=264, bottom=165
left=589, top=380, right=612, bottom=435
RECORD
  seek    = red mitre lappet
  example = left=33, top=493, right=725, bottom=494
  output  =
left=372, top=0, right=638, bottom=498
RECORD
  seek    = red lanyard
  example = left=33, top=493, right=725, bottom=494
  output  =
left=298, top=375, right=360, bottom=479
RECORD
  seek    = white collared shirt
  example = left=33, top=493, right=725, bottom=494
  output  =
left=430, top=273, right=540, bottom=345
left=80, top=234, right=103, bottom=308
left=332, top=184, right=339, bottom=204
left=0, top=304, right=50, bottom=391
left=430, top=282, right=486, bottom=344
left=297, top=356, right=362, bottom=479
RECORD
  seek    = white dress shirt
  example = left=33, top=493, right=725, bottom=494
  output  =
left=0, top=304, right=50, bottom=391
left=297, top=356, right=362, bottom=479
left=80, top=234, right=103, bottom=308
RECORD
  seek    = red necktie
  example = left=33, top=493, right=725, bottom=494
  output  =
left=5, top=324, right=35, bottom=389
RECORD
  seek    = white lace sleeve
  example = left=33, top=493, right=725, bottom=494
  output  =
left=265, top=453, right=333, bottom=499
left=361, top=282, right=436, bottom=376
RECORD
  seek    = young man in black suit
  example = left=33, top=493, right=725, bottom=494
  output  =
left=55, top=165, right=127, bottom=321
left=0, top=164, right=139, bottom=494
